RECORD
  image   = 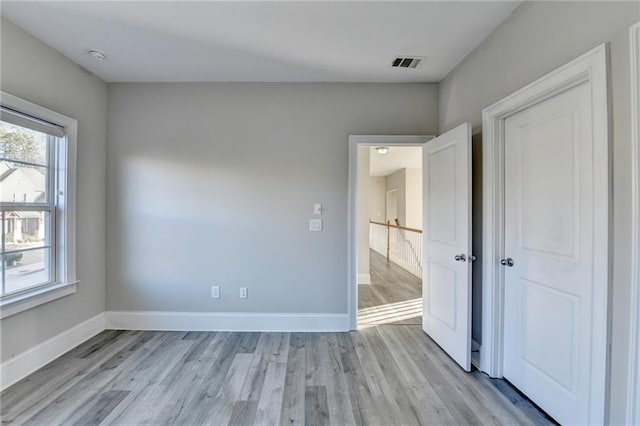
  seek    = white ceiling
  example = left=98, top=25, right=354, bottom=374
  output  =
left=370, top=146, right=422, bottom=177
left=1, top=1, right=520, bottom=83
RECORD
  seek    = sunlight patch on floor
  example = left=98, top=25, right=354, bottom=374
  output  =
left=358, top=297, right=422, bottom=328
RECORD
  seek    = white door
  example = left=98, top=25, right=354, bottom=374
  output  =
left=503, top=81, right=597, bottom=424
left=386, top=190, right=397, bottom=224
left=422, top=122, right=472, bottom=371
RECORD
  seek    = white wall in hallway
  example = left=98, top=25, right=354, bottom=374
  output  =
left=369, top=176, right=386, bottom=222
left=404, top=168, right=422, bottom=230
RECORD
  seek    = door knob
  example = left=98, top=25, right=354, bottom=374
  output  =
left=454, top=254, right=466, bottom=262
left=500, top=258, right=514, bottom=267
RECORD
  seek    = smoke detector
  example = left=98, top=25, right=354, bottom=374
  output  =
left=391, top=56, right=425, bottom=69
left=89, top=50, right=107, bottom=61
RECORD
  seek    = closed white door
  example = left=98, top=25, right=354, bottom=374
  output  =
left=422, top=122, right=472, bottom=371
left=386, top=190, right=397, bottom=224
left=503, top=81, right=597, bottom=424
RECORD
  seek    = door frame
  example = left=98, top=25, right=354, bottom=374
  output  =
left=347, top=135, right=434, bottom=330
left=628, top=21, right=640, bottom=426
left=481, top=44, right=610, bottom=423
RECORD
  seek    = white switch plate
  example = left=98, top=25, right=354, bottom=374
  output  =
left=313, top=203, right=322, bottom=215
left=211, top=286, right=220, bottom=299
left=309, top=219, right=322, bottom=232
left=239, top=287, right=248, bottom=299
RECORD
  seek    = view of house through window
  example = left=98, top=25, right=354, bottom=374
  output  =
left=1, top=119, right=55, bottom=295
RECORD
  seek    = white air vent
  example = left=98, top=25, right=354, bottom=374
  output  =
left=391, top=56, right=425, bottom=69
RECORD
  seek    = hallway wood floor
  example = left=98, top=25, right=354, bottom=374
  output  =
left=0, top=326, right=555, bottom=426
left=359, top=250, right=422, bottom=327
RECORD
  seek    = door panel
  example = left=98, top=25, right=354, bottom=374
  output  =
left=503, top=81, right=593, bottom=424
left=428, top=145, right=457, bottom=243
left=422, top=122, right=472, bottom=371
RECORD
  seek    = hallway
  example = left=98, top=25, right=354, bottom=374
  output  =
left=358, top=250, right=422, bottom=327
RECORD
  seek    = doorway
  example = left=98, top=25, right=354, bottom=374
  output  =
left=349, top=127, right=474, bottom=370
left=347, top=135, right=433, bottom=331
left=359, top=149, right=424, bottom=329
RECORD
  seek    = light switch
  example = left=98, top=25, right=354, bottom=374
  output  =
left=211, top=286, right=220, bottom=299
left=314, top=203, right=322, bottom=215
left=309, top=219, right=322, bottom=232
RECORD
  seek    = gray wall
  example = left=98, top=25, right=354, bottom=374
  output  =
left=438, top=2, right=640, bottom=423
left=106, top=83, right=438, bottom=313
left=0, top=19, right=108, bottom=362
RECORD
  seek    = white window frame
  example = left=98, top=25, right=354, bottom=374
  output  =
left=0, top=91, right=78, bottom=319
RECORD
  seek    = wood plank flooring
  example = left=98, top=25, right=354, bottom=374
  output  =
left=1, top=254, right=555, bottom=425
left=359, top=250, right=422, bottom=327
left=1, top=326, right=556, bottom=426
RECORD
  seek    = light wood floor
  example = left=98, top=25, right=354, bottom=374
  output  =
left=358, top=250, right=422, bottom=327
left=1, top=252, right=555, bottom=425
left=1, top=326, right=555, bottom=426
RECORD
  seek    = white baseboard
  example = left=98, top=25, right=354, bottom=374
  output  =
left=105, top=311, right=350, bottom=332
left=1, top=312, right=105, bottom=391
left=358, top=273, right=371, bottom=285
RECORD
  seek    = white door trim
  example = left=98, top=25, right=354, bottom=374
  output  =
left=481, top=43, right=610, bottom=424
left=348, top=135, right=435, bottom=330
left=628, top=21, right=640, bottom=426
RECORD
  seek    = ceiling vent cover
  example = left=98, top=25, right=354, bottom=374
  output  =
left=391, top=56, right=425, bottom=69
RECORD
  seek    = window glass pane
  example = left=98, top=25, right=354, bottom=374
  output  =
left=0, top=120, right=48, bottom=166
left=2, top=247, right=52, bottom=294
left=0, top=161, right=49, bottom=203
left=3, top=210, right=49, bottom=251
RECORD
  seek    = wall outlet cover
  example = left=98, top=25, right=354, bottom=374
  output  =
left=309, top=219, right=322, bottom=232
left=211, top=286, right=220, bottom=299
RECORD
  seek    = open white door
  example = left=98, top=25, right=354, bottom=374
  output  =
left=422, top=122, right=472, bottom=371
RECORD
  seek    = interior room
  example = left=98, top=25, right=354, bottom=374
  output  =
left=0, top=2, right=639, bottom=425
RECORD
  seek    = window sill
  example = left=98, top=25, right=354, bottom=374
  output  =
left=0, top=281, right=79, bottom=319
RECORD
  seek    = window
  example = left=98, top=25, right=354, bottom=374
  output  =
left=0, top=92, right=77, bottom=318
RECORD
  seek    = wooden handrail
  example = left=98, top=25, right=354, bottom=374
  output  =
left=369, top=220, right=423, bottom=234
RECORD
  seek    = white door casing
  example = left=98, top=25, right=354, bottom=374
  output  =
left=422, top=122, right=472, bottom=371
left=482, top=44, right=609, bottom=425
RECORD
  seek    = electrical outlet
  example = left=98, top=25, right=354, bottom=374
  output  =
left=239, top=287, right=248, bottom=299
left=211, top=286, right=220, bottom=299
